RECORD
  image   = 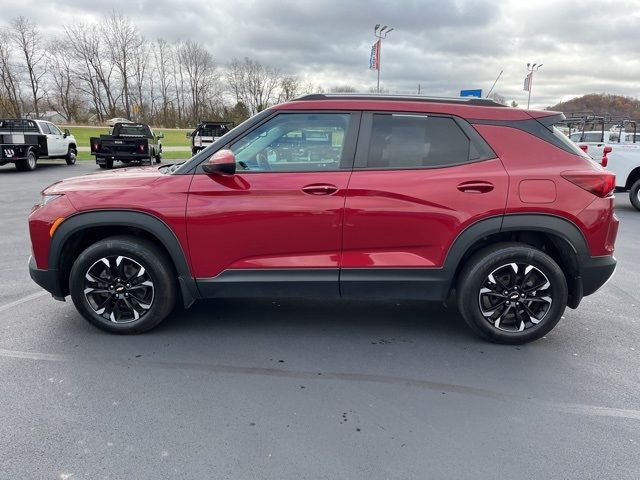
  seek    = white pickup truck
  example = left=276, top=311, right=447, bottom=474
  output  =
left=571, top=128, right=640, bottom=210
left=0, top=118, right=78, bottom=171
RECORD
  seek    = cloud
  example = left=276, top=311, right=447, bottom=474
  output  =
left=3, top=0, right=639, bottom=108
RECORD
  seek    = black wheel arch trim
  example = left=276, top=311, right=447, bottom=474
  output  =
left=50, top=210, right=198, bottom=307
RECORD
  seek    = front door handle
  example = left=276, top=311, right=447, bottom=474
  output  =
left=301, top=184, right=338, bottom=195
left=457, top=181, right=494, bottom=194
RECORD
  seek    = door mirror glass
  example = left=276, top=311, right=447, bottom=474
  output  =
left=157, top=132, right=164, bottom=139
left=64, top=128, right=70, bottom=137
left=202, top=149, right=236, bottom=176
left=186, top=131, right=194, bottom=138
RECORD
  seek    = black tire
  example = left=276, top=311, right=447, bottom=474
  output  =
left=142, top=153, right=153, bottom=166
left=456, top=242, right=568, bottom=344
left=630, top=179, right=640, bottom=211
left=192, top=148, right=198, bottom=156
left=155, top=146, right=162, bottom=163
left=15, top=150, right=37, bottom=171
left=65, top=146, right=77, bottom=165
left=105, top=158, right=114, bottom=169
left=98, top=164, right=107, bottom=169
left=69, top=235, right=177, bottom=334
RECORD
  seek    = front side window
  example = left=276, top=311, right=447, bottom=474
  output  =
left=229, top=113, right=351, bottom=172
left=361, top=114, right=472, bottom=169
left=39, top=122, right=51, bottom=134
left=48, top=123, right=62, bottom=135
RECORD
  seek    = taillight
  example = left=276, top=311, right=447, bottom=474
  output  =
left=139, top=143, right=145, bottom=153
left=92, top=143, right=100, bottom=152
left=579, top=145, right=588, bottom=153
left=561, top=171, right=616, bottom=198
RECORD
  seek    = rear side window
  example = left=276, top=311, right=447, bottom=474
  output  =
left=357, top=114, right=486, bottom=169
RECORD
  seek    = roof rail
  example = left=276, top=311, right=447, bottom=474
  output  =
left=292, top=93, right=506, bottom=107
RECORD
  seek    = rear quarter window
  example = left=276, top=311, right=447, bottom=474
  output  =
left=357, top=113, right=492, bottom=169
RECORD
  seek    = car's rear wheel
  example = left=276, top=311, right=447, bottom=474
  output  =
left=65, top=147, right=77, bottom=165
left=15, top=150, right=37, bottom=171
left=629, top=179, right=640, bottom=211
left=69, top=236, right=176, bottom=334
left=456, top=243, right=568, bottom=344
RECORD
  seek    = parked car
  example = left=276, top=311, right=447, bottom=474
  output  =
left=28, top=94, right=618, bottom=343
left=0, top=118, right=77, bottom=171
left=570, top=125, right=640, bottom=210
left=187, top=121, right=233, bottom=155
left=90, top=122, right=163, bottom=169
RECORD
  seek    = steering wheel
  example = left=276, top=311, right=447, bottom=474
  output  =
left=256, top=152, right=271, bottom=171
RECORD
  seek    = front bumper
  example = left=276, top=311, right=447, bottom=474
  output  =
left=28, top=255, right=65, bottom=301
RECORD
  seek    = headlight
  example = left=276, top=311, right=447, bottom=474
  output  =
left=41, top=194, right=63, bottom=206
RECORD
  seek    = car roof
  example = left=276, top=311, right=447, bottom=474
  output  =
left=274, top=93, right=556, bottom=121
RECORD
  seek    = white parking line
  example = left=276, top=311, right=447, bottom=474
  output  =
left=0, top=291, right=48, bottom=313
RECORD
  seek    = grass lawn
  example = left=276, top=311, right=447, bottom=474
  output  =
left=67, top=126, right=192, bottom=149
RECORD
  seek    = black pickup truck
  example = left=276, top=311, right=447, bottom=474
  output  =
left=90, top=123, right=163, bottom=169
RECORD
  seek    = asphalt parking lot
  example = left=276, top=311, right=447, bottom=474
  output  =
left=1, top=161, right=638, bottom=479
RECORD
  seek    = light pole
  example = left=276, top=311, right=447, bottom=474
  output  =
left=526, top=63, right=543, bottom=109
left=374, top=24, right=393, bottom=93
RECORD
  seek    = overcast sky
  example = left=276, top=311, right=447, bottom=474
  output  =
left=4, top=0, right=640, bottom=108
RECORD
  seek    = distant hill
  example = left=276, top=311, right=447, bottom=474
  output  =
left=547, top=94, right=640, bottom=118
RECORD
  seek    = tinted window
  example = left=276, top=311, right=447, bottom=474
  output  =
left=198, top=124, right=231, bottom=137
left=362, top=114, right=471, bottom=169
left=39, top=122, right=51, bottom=134
left=230, top=113, right=350, bottom=172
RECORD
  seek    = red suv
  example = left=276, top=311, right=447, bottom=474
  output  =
left=28, top=94, right=618, bottom=343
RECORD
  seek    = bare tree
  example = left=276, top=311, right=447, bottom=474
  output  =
left=154, top=38, right=173, bottom=126
left=130, top=37, right=150, bottom=121
left=178, top=40, right=217, bottom=124
left=278, top=75, right=301, bottom=102
left=0, top=29, right=22, bottom=117
left=103, top=11, right=141, bottom=119
left=10, top=16, right=45, bottom=117
left=330, top=85, right=358, bottom=93
left=65, top=23, right=118, bottom=121
left=46, top=41, right=79, bottom=122
left=226, top=57, right=281, bottom=115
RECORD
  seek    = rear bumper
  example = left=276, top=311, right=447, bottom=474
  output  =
left=94, top=153, right=149, bottom=163
left=28, top=255, right=65, bottom=300
left=581, top=255, right=617, bottom=296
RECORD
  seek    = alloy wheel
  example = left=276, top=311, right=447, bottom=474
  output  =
left=83, top=255, right=154, bottom=324
left=478, top=262, right=553, bottom=332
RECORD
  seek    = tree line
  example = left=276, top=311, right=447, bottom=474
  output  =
left=0, top=12, right=330, bottom=127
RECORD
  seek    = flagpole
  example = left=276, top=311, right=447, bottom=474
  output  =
left=526, top=63, right=543, bottom=109
left=373, top=25, right=393, bottom=93
left=377, top=40, right=381, bottom=93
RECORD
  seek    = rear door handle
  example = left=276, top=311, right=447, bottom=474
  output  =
left=457, top=181, right=494, bottom=194
left=301, top=184, right=338, bottom=195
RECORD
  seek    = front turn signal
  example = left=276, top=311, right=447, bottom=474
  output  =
left=49, top=217, right=65, bottom=237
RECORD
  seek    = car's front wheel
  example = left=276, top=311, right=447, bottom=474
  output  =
left=69, top=236, right=176, bottom=334
left=456, top=243, right=568, bottom=344
left=65, top=147, right=77, bottom=165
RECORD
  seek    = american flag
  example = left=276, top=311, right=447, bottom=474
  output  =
left=523, top=72, right=533, bottom=91
left=369, top=40, right=380, bottom=70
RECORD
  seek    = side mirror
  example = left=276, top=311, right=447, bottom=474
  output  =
left=157, top=132, right=164, bottom=139
left=186, top=131, right=193, bottom=138
left=202, top=149, right=236, bottom=176
left=64, top=128, right=70, bottom=138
